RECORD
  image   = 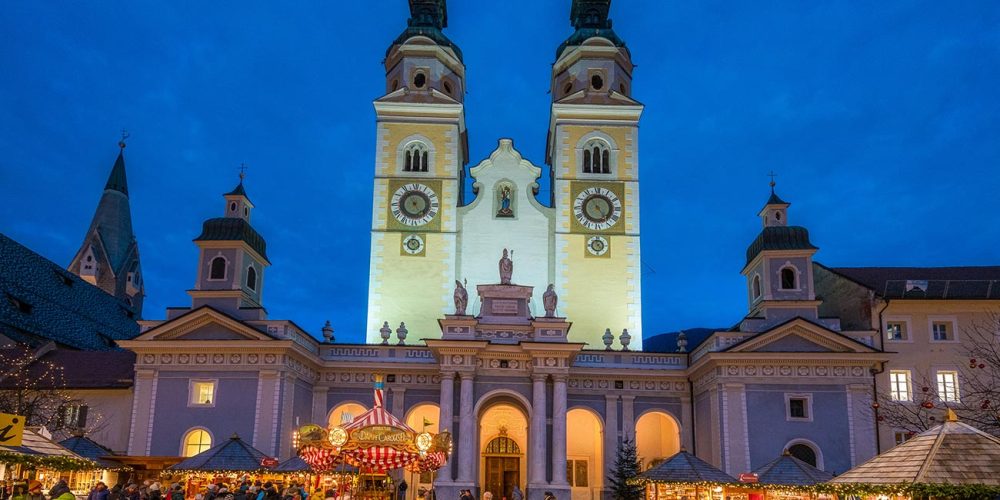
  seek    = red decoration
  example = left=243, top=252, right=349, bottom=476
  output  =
left=980, top=363, right=986, bottom=369
left=970, top=358, right=977, bottom=364
left=871, top=402, right=880, bottom=409
left=921, top=386, right=930, bottom=392
left=877, top=416, right=884, bottom=422
left=921, top=401, right=934, bottom=409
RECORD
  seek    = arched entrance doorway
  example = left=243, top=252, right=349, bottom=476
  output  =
left=404, top=404, right=441, bottom=500
left=566, top=408, right=603, bottom=500
left=634, top=411, right=681, bottom=471
left=478, top=402, right=528, bottom=500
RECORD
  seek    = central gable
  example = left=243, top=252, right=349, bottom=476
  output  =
left=132, top=306, right=274, bottom=342
left=726, top=318, right=876, bottom=354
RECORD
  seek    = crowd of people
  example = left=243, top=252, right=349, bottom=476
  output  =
left=0, top=479, right=343, bottom=500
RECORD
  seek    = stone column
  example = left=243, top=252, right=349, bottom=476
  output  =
left=529, top=373, right=548, bottom=493
left=621, top=395, right=635, bottom=441
left=311, top=386, right=328, bottom=426
left=603, top=395, right=619, bottom=482
left=551, top=375, right=569, bottom=486
left=679, top=394, right=694, bottom=452
left=392, top=387, right=406, bottom=418
left=457, top=372, right=476, bottom=484
left=437, top=372, right=456, bottom=482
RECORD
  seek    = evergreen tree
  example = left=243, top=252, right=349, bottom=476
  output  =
left=608, top=437, right=643, bottom=500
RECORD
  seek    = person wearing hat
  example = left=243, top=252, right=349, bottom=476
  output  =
left=49, top=480, right=76, bottom=500
left=25, top=481, right=43, bottom=500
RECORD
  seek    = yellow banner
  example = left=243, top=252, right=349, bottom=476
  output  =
left=0, top=413, right=25, bottom=447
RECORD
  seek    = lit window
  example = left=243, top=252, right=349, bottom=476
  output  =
left=190, top=381, right=216, bottom=406
left=931, top=322, right=951, bottom=341
left=889, top=370, right=911, bottom=401
left=786, top=394, right=812, bottom=421
left=582, top=139, right=610, bottom=174
left=936, top=371, right=959, bottom=402
left=887, top=322, right=907, bottom=341
left=209, top=257, right=226, bottom=280
left=246, top=266, right=257, bottom=292
left=780, top=267, right=797, bottom=290
left=182, top=429, right=212, bottom=457
left=403, top=142, right=429, bottom=172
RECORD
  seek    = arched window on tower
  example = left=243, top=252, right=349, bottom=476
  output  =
left=751, top=275, right=762, bottom=301
left=246, top=266, right=257, bottom=292
left=181, top=428, right=212, bottom=457
left=209, top=256, right=226, bottom=280
left=403, top=142, right=429, bottom=172
left=582, top=139, right=611, bottom=174
left=780, top=267, right=798, bottom=290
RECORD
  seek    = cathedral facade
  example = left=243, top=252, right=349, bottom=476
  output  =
left=366, top=0, right=642, bottom=348
left=5, top=2, right=1000, bottom=500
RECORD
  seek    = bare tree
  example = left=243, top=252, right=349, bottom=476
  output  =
left=0, top=344, right=105, bottom=436
left=875, top=311, right=1000, bottom=437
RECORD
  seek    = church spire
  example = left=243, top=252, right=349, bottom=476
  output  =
left=69, top=134, right=144, bottom=315
left=557, top=0, right=627, bottom=59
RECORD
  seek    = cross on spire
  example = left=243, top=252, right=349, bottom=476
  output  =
left=119, top=129, right=130, bottom=149
left=767, top=171, right=777, bottom=192
left=239, top=162, right=247, bottom=182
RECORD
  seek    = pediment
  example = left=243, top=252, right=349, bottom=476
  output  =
left=133, top=306, right=274, bottom=342
left=726, top=319, right=876, bottom=354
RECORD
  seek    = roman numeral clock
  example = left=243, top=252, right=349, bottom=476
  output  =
left=387, top=180, right=442, bottom=257
left=570, top=181, right=626, bottom=258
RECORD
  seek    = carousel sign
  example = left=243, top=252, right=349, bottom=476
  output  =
left=351, top=426, right=412, bottom=446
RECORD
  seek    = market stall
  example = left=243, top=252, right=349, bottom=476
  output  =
left=824, top=410, right=1000, bottom=499
left=59, top=434, right=131, bottom=491
left=637, top=450, right=743, bottom=500
left=297, top=375, right=451, bottom=500
left=0, top=427, right=98, bottom=494
left=740, top=451, right=834, bottom=499
left=164, top=433, right=276, bottom=498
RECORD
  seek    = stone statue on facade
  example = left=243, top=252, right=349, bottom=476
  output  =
left=499, top=248, right=513, bottom=285
left=454, top=279, right=468, bottom=315
left=542, top=284, right=558, bottom=317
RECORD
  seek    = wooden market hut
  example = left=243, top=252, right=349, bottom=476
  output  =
left=639, top=450, right=740, bottom=500
left=59, top=434, right=131, bottom=490
left=743, top=451, right=834, bottom=499
left=166, top=433, right=273, bottom=496
left=0, top=427, right=97, bottom=491
left=826, top=410, right=1000, bottom=499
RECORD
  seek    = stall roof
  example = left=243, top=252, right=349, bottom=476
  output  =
left=639, top=450, right=738, bottom=484
left=752, top=452, right=833, bottom=486
left=168, top=434, right=270, bottom=472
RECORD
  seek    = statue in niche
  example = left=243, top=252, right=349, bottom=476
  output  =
left=499, top=248, right=514, bottom=285
left=453, top=279, right=468, bottom=316
left=542, top=284, right=558, bottom=317
left=496, top=184, right=514, bottom=218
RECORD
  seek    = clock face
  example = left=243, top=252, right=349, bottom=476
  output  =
left=391, top=183, right=439, bottom=226
left=573, top=187, right=622, bottom=231
left=587, top=235, right=609, bottom=256
left=401, top=234, right=425, bottom=255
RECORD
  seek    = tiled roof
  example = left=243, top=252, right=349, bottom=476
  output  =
left=85, top=150, right=136, bottom=274
left=0, top=234, right=140, bottom=350
left=0, top=427, right=82, bottom=459
left=33, top=349, right=134, bottom=389
left=59, top=435, right=126, bottom=469
left=752, top=452, right=833, bottom=486
left=830, top=414, right=1000, bottom=485
left=168, top=434, right=269, bottom=472
left=640, top=451, right=738, bottom=484
left=745, top=226, right=817, bottom=265
left=194, top=218, right=269, bottom=262
left=828, top=266, right=1000, bottom=299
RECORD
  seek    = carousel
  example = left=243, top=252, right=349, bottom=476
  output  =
left=296, top=375, right=451, bottom=500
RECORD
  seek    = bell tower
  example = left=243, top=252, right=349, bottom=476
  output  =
left=366, top=0, right=469, bottom=342
left=548, top=0, right=644, bottom=348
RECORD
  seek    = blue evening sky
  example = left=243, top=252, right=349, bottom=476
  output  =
left=2, top=2, right=998, bottom=343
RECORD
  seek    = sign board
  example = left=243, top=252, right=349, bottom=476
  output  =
left=261, top=457, right=279, bottom=468
left=0, top=413, right=26, bottom=447
left=351, top=425, right=412, bottom=450
left=738, top=473, right=759, bottom=484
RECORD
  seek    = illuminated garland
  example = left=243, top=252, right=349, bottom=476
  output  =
left=633, top=478, right=1000, bottom=498
left=0, top=451, right=99, bottom=471
left=163, top=469, right=277, bottom=476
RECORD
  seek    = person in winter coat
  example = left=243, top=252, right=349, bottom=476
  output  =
left=108, top=484, right=125, bottom=500
left=25, top=481, right=44, bottom=500
left=88, top=482, right=110, bottom=500
left=125, top=484, right=141, bottom=500
left=148, top=483, right=162, bottom=500
left=9, top=482, right=27, bottom=500
left=49, top=480, right=76, bottom=500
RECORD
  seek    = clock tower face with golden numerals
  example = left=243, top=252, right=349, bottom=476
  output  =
left=367, top=1, right=642, bottom=348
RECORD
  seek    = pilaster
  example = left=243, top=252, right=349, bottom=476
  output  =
left=603, top=395, right=619, bottom=483
left=456, top=372, right=476, bottom=485
left=529, top=373, right=549, bottom=497
left=436, top=371, right=456, bottom=483
left=621, top=395, right=635, bottom=440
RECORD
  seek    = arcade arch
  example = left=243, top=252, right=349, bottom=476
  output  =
left=404, top=403, right=441, bottom=499
left=566, top=408, right=603, bottom=500
left=328, top=402, right=366, bottom=427
left=634, top=410, right=681, bottom=471
left=478, top=398, right=529, bottom=500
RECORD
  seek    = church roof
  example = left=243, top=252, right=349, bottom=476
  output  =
left=81, top=150, right=137, bottom=274
left=388, top=0, right=462, bottom=62
left=830, top=413, right=1000, bottom=485
left=225, top=180, right=251, bottom=202
left=640, top=450, right=738, bottom=484
left=745, top=226, right=817, bottom=265
left=105, top=150, right=128, bottom=195
left=0, top=233, right=140, bottom=350
left=556, top=0, right=627, bottom=59
left=194, top=217, right=269, bottom=262
left=752, top=452, right=834, bottom=486
left=763, top=190, right=788, bottom=207
left=826, top=265, right=1000, bottom=300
